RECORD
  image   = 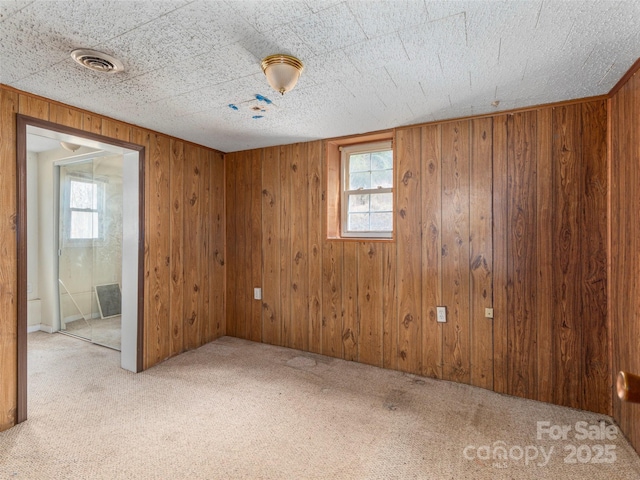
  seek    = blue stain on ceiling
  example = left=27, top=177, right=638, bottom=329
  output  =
left=228, top=94, right=277, bottom=119
left=255, top=94, right=273, bottom=105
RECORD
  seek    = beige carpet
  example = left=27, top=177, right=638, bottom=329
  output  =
left=1, top=332, right=639, bottom=480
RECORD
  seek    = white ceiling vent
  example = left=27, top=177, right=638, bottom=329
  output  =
left=70, top=49, right=124, bottom=73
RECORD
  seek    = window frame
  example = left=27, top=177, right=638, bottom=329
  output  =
left=61, top=172, right=107, bottom=247
left=340, top=140, right=393, bottom=239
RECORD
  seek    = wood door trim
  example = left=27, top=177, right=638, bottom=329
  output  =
left=15, top=114, right=146, bottom=423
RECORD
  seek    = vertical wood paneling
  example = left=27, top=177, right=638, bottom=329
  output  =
left=289, top=143, right=308, bottom=350
left=610, top=69, right=640, bottom=452
left=322, top=241, right=343, bottom=358
left=49, top=105, right=82, bottom=129
left=1, top=88, right=227, bottom=432
left=101, top=119, right=130, bottom=142
left=261, top=147, right=281, bottom=345
left=382, top=242, right=397, bottom=370
left=169, top=139, right=184, bottom=356
left=82, top=113, right=102, bottom=134
left=421, top=124, right=443, bottom=379
left=225, top=154, right=238, bottom=338
left=342, top=242, right=358, bottom=361
left=249, top=150, right=262, bottom=343
left=507, top=112, right=538, bottom=399
left=183, top=144, right=203, bottom=349
left=580, top=100, right=609, bottom=414
left=146, top=133, right=171, bottom=365
left=441, top=121, right=471, bottom=384
left=396, top=127, right=422, bottom=374
left=308, top=141, right=323, bottom=354
left=552, top=105, right=582, bottom=410
left=210, top=151, right=226, bottom=339
left=536, top=108, right=554, bottom=404
left=0, top=89, right=18, bottom=430
left=469, top=117, right=493, bottom=389
left=492, top=115, right=509, bottom=394
left=358, top=243, right=383, bottom=367
left=200, top=149, right=212, bottom=343
left=18, top=94, right=48, bottom=119
left=279, top=145, right=292, bottom=346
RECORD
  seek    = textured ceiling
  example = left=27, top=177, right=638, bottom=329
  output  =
left=1, top=0, right=639, bottom=153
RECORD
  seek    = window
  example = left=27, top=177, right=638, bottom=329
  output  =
left=341, top=141, right=393, bottom=238
left=62, top=174, right=105, bottom=245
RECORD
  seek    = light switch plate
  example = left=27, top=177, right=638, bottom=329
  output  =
left=436, top=306, right=447, bottom=323
left=254, top=288, right=262, bottom=300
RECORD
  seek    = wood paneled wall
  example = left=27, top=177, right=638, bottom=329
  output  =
left=610, top=68, right=640, bottom=453
left=0, top=86, right=226, bottom=431
left=225, top=98, right=609, bottom=415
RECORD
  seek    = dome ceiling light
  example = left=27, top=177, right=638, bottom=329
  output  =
left=261, top=54, right=304, bottom=95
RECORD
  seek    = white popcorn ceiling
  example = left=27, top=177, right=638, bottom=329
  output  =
left=1, top=0, right=639, bottom=153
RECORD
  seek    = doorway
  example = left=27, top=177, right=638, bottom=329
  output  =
left=16, top=114, right=145, bottom=423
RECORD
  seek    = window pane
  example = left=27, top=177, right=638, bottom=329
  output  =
left=348, top=213, right=370, bottom=231
left=70, top=211, right=99, bottom=239
left=370, top=212, right=393, bottom=231
left=371, top=170, right=393, bottom=188
left=349, top=172, right=371, bottom=190
left=70, top=180, right=97, bottom=209
left=371, top=150, right=393, bottom=170
left=348, top=194, right=370, bottom=213
left=370, top=193, right=393, bottom=212
left=349, top=153, right=370, bottom=172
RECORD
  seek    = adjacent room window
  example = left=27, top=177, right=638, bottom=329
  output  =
left=63, top=174, right=105, bottom=245
left=341, top=141, right=393, bottom=238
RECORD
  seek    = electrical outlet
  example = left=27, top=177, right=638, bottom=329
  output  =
left=436, top=306, right=447, bottom=323
left=485, top=308, right=494, bottom=319
left=254, top=288, right=262, bottom=300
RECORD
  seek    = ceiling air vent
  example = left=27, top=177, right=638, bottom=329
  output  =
left=70, top=49, right=124, bottom=73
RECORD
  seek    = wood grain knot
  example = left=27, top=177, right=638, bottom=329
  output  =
left=399, top=208, right=407, bottom=219
left=294, top=251, right=303, bottom=264
left=188, top=313, right=196, bottom=325
left=194, top=166, right=200, bottom=175
left=173, top=199, right=180, bottom=210
left=193, top=284, right=199, bottom=292
left=428, top=162, right=436, bottom=174
left=10, top=213, right=16, bottom=230
left=442, top=244, right=448, bottom=257
left=189, top=193, right=197, bottom=206
left=342, top=328, right=355, bottom=343
left=368, top=247, right=375, bottom=258
left=402, top=314, right=413, bottom=328
left=401, top=170, right=413, bottom=186
left=291, top=163, right=298, bottom=172
left=165, top=256, right=170, bottom=266
left=366, top=293, right=371, bottom=301
left=292, top=283, right=298, bottom=292
left=400, top=350, right=407, bottom=360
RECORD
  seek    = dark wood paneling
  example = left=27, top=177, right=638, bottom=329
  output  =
left=169, top=139, right=185, bottom=356
left=308, top=142, right=323, bottom=354
left=610, top=68, right=640, bottom=453
left=342, top=242, right=358, bottom=361
left=441, top=121, right=471, bottom=384
left=261, top=147, right=281, bottom=345
left=469, top=117, right=493, bottom=389
left=358, top=242, right=383, bottom=367
left=552, top=105, right=582, bottom=410
left=507, top=111, right=538, bottom=400
left=0, top=88, right=18, bottom=430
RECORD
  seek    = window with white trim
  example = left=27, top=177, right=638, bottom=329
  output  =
left=341, top=141, right=393, bottom=238
left=62, top=174, right=106, bottom=245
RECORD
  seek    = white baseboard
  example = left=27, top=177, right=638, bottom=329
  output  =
left=28, top=324, right=54, bottom=334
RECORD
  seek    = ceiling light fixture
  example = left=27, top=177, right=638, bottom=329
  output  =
left=60, top=141, right=80, bottom=152
left=261, top=54, right=304, bottom=95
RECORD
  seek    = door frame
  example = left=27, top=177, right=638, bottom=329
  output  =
left=16, top=114, right=146, bottom=423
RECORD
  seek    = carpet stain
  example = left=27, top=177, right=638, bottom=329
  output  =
left=383, top=389, right=407, bottom=411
